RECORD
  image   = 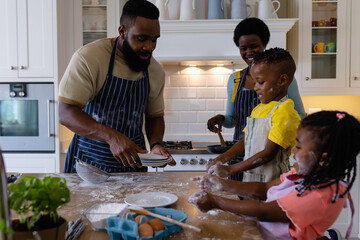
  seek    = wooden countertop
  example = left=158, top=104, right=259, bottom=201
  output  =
left=27, top=172, right=262, bottom=240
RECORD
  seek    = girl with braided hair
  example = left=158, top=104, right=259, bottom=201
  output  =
left=189, top=111, right=360, bottom=240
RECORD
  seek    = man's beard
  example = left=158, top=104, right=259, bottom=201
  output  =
left=122, top=37, right=152, bottom=72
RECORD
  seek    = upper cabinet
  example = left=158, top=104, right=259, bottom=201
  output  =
left=73, top=0, right=120, bottom=49
left=0, top=0, right=55, bottom=79
left=297, top=0, right=360, bottom=95
left=69, top=0, right=297, bottom=64
left=350, top=0, right=360, bottom=88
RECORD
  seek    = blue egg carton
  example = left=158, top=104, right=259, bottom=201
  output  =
left=106, top=207, right=188, bottom=240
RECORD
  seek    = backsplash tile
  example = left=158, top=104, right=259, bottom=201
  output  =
left=206, top=75, right=225, bottom=87
left=197, top=112, right=216, bottom=123
left=189, top=100, right=206, bottom=111
left=169, top=123, right=188, bottom=134
left=189, top=123, right=207, bottom=134
left=169, top=75, right=189, bottom=87
left=206, top=99, right=226, bottom=111
left=215, top=87, right=227, bottom=98
left=197, top=88, right=216, bottom=99
left=188, top=76, right=206, bottom=87
left=163, top=64, right=241, bottom=142
left=165, top=99, right=190, bottom=111
left=179, top=112, right=198, bottom=123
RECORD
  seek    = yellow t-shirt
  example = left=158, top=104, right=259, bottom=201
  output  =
left=58, top=38, right=165, bottom=117
left=248, top=99, right=301, bottom=155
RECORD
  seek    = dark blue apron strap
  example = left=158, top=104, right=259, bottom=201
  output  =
left=230, top=67, right=251, bottom=182
left=107, top=37, right=120, bottom=77
left=64, top=134, right=78, bottom=173
left=233, top=66, right=251, bottom=143
left=239, top=67, right=249, bottom=89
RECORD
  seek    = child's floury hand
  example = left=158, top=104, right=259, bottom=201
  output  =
left=191, top=175, right=224, bottom=192
left=206, top=157, right=222, bottom=171
left=188, top=191, right=216, bottom=212
left=208, top=162, right=232, bottom=177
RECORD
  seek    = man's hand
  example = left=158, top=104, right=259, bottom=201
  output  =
left=150, top=145, right=176, bottom=166
left=59, top=102, right=147, bottom=168
left=108, top=132, right=147, bottom=168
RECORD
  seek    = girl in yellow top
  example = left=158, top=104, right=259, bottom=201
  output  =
left=207, top=48, right=301, bottom=182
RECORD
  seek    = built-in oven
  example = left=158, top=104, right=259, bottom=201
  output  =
left=0, top=83, right=55, bottom=152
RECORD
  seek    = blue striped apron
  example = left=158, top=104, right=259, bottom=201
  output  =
left=228, top=67, right=260, bottom=182
left=64, top=37, right=149, bottom=173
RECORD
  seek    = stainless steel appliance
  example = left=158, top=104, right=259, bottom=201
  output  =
left=149, top=141, right=219, bottom=172
left=0, top=83, right=55, bottom=152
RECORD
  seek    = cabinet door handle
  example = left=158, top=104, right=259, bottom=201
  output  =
left=20, top=65, right=27, bottom=70
left=305, top=77, right=310, bottom=81
left=354, top=76, right=359, bottom=80
left=10, top=66, right=17, bottom=70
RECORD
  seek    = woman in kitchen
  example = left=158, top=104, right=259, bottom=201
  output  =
left=207, top=18, right=305, bottom=182
left=59, top=0, right=175, bottom=173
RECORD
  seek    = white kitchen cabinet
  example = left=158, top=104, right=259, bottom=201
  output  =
left=350, top=0, right=360, bottom=88
left=0, top=0, right=55, bottom=79
left=68, top=0, right=297, bottom=64
left=3, top=154, right=59, bottom=173
left=73, top=0, right=121, bottom=49
left=297, top=0, right=360, bottom=95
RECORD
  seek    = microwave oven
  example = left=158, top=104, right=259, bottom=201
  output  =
left=0, top=83, right=55, bottom=152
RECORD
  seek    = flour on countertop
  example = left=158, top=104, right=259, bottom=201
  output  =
left=207, top=210, right=220, bottom=216
left=86, top=203, right=127, bottom=229
left=55, top=173, right=193, bottom=218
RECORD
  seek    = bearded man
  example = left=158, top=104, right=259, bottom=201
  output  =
left=59, top=0, right=175, bottom=173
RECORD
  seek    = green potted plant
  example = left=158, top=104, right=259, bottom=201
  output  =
left=8, top=176, right=70, bottom=240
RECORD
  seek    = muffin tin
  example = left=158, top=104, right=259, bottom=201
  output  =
left=106, top=207, right=187, bottom=240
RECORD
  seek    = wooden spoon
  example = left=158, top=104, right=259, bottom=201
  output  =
left=128, top=206, right=201, bottom=232
left=215, top=129, right=226, bottom=147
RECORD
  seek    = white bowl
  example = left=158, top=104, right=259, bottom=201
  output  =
left=83, top=203, right=128, bottom=231
left=75, top=158, right=110, bottom=184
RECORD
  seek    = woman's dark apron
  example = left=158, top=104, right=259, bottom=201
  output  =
left=64, top=37, right=149, bottom=173
left=228, top=67, right=260, bottom=181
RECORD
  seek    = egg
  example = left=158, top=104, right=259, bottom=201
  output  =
left=134, top=215, right=149, bottom=225
left=138, top=223, right=154, bottom=237
left=149, top=218, right=165, bottom=231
